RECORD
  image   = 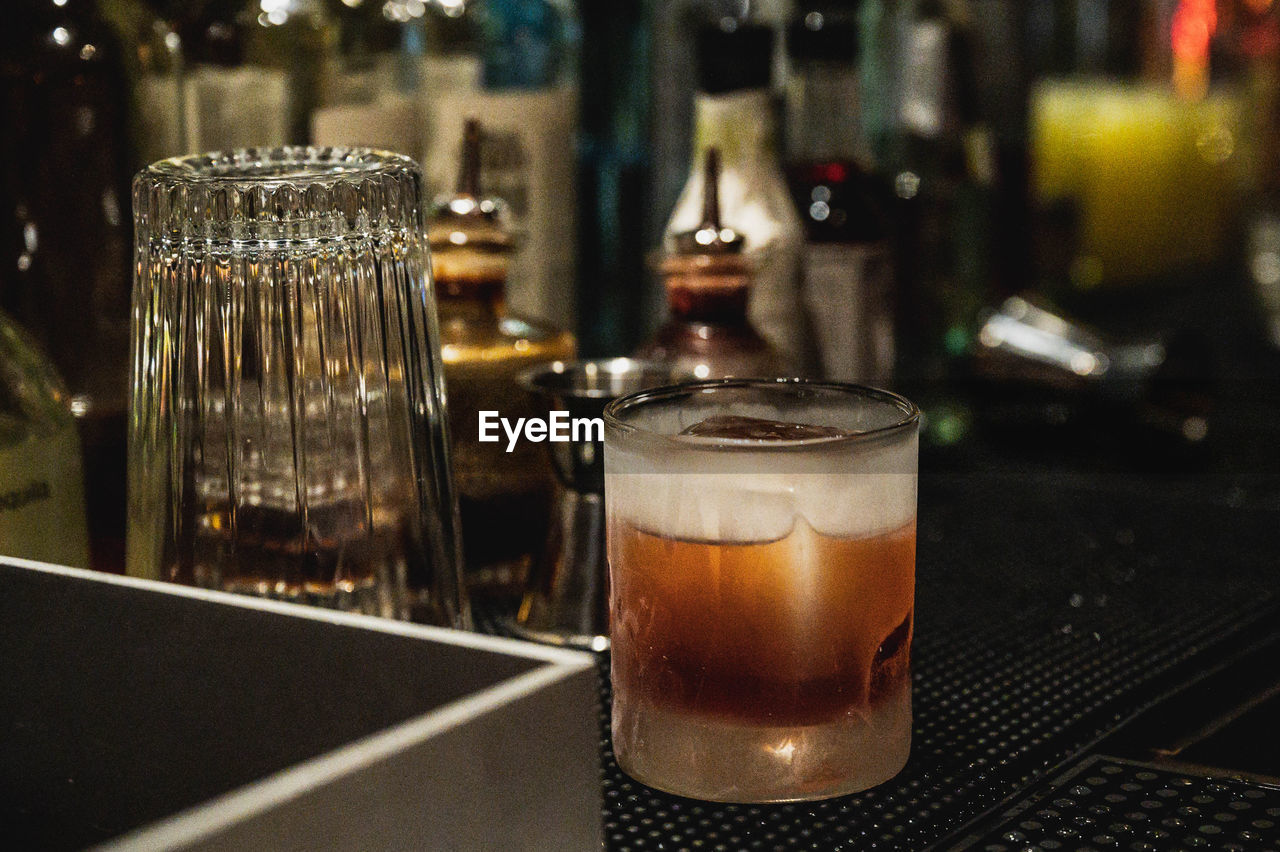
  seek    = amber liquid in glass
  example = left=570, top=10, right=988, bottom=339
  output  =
left=610, top=517, right=915, bottom=801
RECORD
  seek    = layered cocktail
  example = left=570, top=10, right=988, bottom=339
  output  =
left=604, top=380, right=918, bottom=802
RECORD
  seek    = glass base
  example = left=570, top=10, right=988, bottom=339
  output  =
left=613, top=684, right=911, bottom=803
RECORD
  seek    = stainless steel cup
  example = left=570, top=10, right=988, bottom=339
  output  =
left=507, top=358, right=681, bottom=650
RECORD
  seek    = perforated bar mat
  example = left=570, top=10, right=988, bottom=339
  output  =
left=595, top=595, right=1277, bottom=851
left=582, top=474, right=1280, bottom=850
left=950, top=756, right=1280, bottom=851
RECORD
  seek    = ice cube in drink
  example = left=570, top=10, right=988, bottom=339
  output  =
left=606, top=408, right=917, bottom=802
left=679, top=414, right=850, bottom=440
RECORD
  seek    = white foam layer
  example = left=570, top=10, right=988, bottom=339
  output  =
left=606, top=437, right=917, bottom=542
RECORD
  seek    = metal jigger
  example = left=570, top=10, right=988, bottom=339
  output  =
left=505, top=359, right=680, bottom=651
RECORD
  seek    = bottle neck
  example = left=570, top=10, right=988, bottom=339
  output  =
left=785, top=61, right=868, bottom=165
left=692, top=89, right=779, bottom=165
left=898, top=14, right=952, bottom=142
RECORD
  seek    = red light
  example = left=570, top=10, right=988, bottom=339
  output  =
left=1172, top=0, right=1219, bottom=62
left=818, top=162, right=848, bottom=184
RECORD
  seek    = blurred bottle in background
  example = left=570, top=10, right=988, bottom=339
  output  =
left=1028, top=0, right=1254, bottom=294
left=311, top=0, right=420, bottom=155
left=638, top=148, right=788, bottom=378
left=417, top=0, right=580, bottom=335
left=888, top=0, right=997, bottom=443
left=1231, top=0, right=1280, bottom=348
left=857, top=0, right=902, bottom=167
left=646, top=1, right=794, bottom=326
left=178, top=0, right=332, bottom=150
left=0, top=309, right=91, bottom=569
left=664, top=22, right=815, bottom=375
left=100, top=0, right=186, bottom=165
left=785, top=3, right=895, bottom=385
left=575, top=0, right=651, bottom=356
left=1, top=0, right=133, bottom=571
left=431, top=120, right=575, bottom=605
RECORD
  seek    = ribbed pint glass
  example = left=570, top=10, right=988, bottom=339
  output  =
left=129, top=148, right=467, bottom=627
left=605, top=379, right=918, bottom=801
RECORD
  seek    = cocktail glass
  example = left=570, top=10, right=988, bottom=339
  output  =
left=604, top=378, right=918, bottom=802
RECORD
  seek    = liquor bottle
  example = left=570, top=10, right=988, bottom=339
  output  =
left=664, top=22, right=815, bottom=375
left=890, top=0, right=995, bottom=442
left=638, top=148, right=786, bottom=379
left=648, top=0, right=793, bottom=250
left=1, top=0, right=133, bottom=571
left=576, top=0, right=651, bottom=355
left=178, top=0, right=331, bottom=150
left=857, top=0, right=901, bottom=167
left=0, top=310, right=90, bottom=568
left=310, top=0, right=419, bottom=155
left=431, top=119, right=576, bottom=603
left=785, top=4, right=896, bottom=385
left=418, top=0, right=580, bottom=335
left=98, top=0, right=186, bottom=165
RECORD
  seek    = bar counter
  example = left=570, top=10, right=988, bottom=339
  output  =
left=6, top=278, right=1278, bottom=850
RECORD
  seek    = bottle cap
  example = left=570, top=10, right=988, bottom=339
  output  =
left=670, top=148, right=746, bottom=257
left=787, top=8, right=859, bottom=63
left=663, top=148, right=750, bottom=292
left=428, top=119, right=512, bottom=286
left=695, top=24, right=773, bottom=94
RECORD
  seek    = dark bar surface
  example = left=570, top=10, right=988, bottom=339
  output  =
left=593, top=467, right=1280, bottom=850
left=582, top=267, right=1280, bottom=850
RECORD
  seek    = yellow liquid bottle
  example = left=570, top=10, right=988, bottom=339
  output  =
left=0, top=310, right=89, bottom=568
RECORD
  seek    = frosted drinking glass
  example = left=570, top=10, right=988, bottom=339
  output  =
left=605, top=379, right=918, bottom=801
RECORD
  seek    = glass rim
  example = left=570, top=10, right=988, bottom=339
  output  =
left=603, top=378, right=920, bottom=450
left=138, top=146, right=417, bottom=187
left=517, top=357, right=681, bottom=400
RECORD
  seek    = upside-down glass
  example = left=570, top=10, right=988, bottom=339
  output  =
left=128, top=148, right=468, bottom=628
left=604, top=379, right=918, bottom=802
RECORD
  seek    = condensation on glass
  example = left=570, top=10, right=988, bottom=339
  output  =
left=128, top=148, right=468, bottom=628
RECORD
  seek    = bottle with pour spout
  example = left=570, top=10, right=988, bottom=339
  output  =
left=637, top=148, right=787, bottom=380
left=662, top=22, right=814, bottom=375
left=431, top=119, right=576, bottom=605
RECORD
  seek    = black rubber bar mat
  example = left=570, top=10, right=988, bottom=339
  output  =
left=946, top=755, right=1280, bottom=851
left=586, top=474, right=1280, bottom=850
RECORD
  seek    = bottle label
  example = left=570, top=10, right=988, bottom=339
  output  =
left=0, top=425, right=89, bottom=568
left=899, top=20, right=948, bottom=139
left=312, top=95, right=421, bottom=160
left=802, top=242, right=895, bottom=385
left=137, top=74, right=186, bottom=165
left=184, top=65, right=289, bottom=151
left=422, top=81, right=579, bottom=331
